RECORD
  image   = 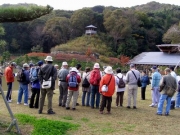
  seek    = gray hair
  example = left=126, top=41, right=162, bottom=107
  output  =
left=164, top=68, right=170, bottom=73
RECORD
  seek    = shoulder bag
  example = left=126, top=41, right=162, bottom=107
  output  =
left=42, top=66, right=54, bottom=89
left=131, top=71, right=142, bottom=87
left=101, top=75, right=112, bottom=92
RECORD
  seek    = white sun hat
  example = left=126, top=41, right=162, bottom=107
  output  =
left=62, top=61, right=68, bottom=66
left=70, top=67, right=78, bottom=73
left=104, top=66, right=113, bottom=74
left=93, top=63, right=100, bottom=69
left=23, top=63, right=29, bottom=68
left=44, top=56, right=53, bottom=61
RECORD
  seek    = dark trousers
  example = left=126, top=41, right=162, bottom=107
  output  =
left=141, top=87, right=146, bottom=100
left=100, top=95, right=112, bottom=112
left=6, top=82, right=12, bottom=101
left=91, top=85, right=100, bottom=108
left=116, top=91, right=124, bottom=106
left=29, top=88, right=40, bottom=108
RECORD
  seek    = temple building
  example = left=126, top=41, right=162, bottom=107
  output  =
left=85, top=25, right=97, bottom=35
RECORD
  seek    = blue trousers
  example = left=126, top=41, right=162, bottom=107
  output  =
left=175, top=92, right=180, bottom=107
left=82, top=91, right=90, bottom=106
left=17, top=83, right=28, bottom=104
left=90, top=85, right=100, bottom=108
left=157, top=94, right=171, bottom=114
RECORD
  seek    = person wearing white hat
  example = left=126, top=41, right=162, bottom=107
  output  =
left=99, top=66, right=115, bottom=114
left=66, top=67, right=81, bottom=110
left=89, top=63, right=102, bottom=109
left=44, top=56, right=53, bottom=62
left=58, top=61, right=69, bottom=107
left=17, top=63, right=30, bottom=106
left=38, top=56, right=57, bottom=114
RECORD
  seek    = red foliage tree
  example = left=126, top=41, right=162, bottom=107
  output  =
left=119, top=55, right=130, bottom=66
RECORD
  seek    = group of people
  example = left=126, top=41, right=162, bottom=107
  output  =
left=1, top=55, right=180, bottom=116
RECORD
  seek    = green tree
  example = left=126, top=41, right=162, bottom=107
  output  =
left=24, top=54, right=30, bottom=63
left=42, top=17, right=71, bottom=52
left=70, top=58, right=78, bottom=67
left=70, top=8, right=95, bottom=37
left=2, top=51, right=11, bottom=62
left=163, top=23, right=180, bottom=44
left=0, top=4, right=53, bottom=22
left=10, top=38, right=20, bottom=52
left=0, top=25, right=7, bottom=53
left=117, top=37, right=138, bottom=57
left=31, top=45, right=43, bottom=52
left=103, top=9, right=132, bottom=51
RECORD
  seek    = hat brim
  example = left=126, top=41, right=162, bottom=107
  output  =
left=44, top=59, right=53, bottom=61
left=70, top=70, right=77, bottom=72
left=104, top=69, right=113, bottom=74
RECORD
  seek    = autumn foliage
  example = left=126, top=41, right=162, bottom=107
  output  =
left=54, top=53, right=96, bottom=62
left=119, top=55, right=130, bottom=66
left=27, top=52, right=49, bottom=57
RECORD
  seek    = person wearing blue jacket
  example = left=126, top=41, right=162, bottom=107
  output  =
left=149, top=66, right=161, bottom=107
left=140, top=71, right=149, bottom=100
left=29, top=61, right=43, bottom=108
left=17, top=63, right=30, bottom=105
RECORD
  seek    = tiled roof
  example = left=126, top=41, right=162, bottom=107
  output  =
left=129, top=52, right=180, bottom=66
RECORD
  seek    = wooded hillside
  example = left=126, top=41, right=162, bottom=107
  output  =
left=0, top=1, right=180, bottom=59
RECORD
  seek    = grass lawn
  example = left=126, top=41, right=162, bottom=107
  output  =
left=0, top=85, right=180, bottom=135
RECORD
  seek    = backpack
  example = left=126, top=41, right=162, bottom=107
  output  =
left=30, top=67, right=38, bottom=82
left=16, top=69, right=26, bottom=82
left=89, top=70, right=101, bottom=85
left=117, top=76, right=125, bottom=88
left=68, top=73, right=78, bottom=88
left=82, top=73, right=90, bottom=88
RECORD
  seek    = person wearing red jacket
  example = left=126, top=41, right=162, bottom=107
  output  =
left=66, top=67, right=81, bottom=110
left=99, top=66, right=115, bottom=114
left=4, top=62, right=16, bottom=102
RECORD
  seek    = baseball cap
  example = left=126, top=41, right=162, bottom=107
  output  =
left=151, top=66, right=157, bottom=70
left=37, top=61, right=43, bottom=66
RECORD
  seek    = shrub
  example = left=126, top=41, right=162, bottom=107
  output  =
left=99, top=56, right=110, bottom=63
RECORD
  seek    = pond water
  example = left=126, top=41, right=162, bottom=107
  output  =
left=1, top=77, right=59, bottom=91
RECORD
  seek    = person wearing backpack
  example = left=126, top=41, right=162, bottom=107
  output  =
left=115, top=68, right=126, bottom=107
left=17, top=63, right=30, bottom=106
left=29, top=61, right=43, bottom=108
left=89, top=63, right=102, bottom=109
left=81, top=67, right=91, bottom=106
left=58, top=61, right=69, bottom=107
left=140, top=70, right=149, bottom=100
left=4, top=62, right=16, bottom=103
left=38, top=56, right=57, bottom=114
left=99, top=66, right=115, bottom=114
left=66, top=67, right=81, bottom=110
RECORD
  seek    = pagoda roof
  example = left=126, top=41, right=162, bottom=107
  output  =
left=85, top=25, right=97, bottom=28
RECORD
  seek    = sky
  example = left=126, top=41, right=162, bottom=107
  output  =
left=0, top=0, right=180, bottom=10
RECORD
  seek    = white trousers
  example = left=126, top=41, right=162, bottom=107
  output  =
left=151, top=87, right=160, bottom=105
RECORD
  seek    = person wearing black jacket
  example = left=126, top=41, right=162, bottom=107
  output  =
left=38, top=56, right=57, bottom=114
